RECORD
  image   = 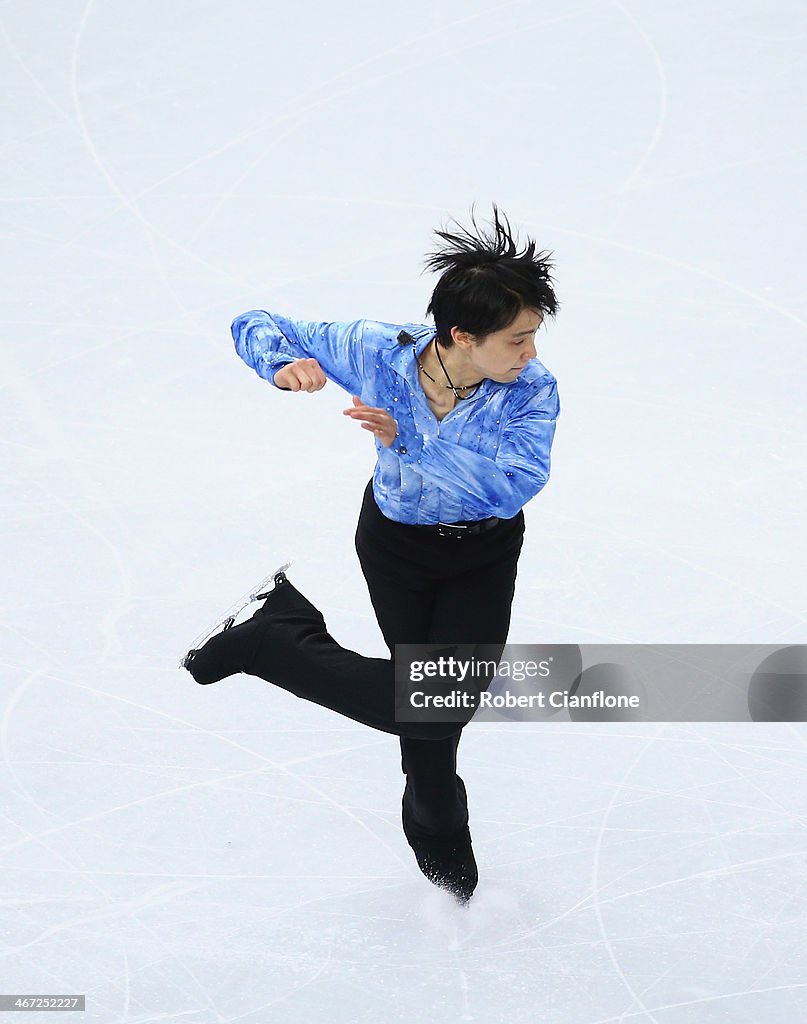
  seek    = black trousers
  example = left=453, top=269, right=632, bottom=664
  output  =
left=354, top=480, right=525, bottom=844
left=188, top=482, right=524, bottom=845
left=189, top=579, right=466, bottom=739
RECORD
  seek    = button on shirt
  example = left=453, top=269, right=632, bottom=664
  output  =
left=231, top=309, right=560, bottom=526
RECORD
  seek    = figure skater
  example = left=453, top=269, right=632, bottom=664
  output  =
left=182, top=203, right=560, bottom=903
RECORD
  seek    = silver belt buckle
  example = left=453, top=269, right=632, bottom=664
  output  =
left=437, top=521, right=468, bottom=539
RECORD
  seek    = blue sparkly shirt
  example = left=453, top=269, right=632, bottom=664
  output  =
left=231, top=310, right=560, bottom=525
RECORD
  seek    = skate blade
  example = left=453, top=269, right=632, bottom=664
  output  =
left=178, top=561, right=291, bottom=669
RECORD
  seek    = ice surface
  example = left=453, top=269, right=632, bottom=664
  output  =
left=2, top=0, right=806, bottom=1020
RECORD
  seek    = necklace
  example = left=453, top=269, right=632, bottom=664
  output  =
left=417, top=339, right=484, bottom=400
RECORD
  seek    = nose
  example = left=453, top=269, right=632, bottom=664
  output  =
left=522, top=340, right=536, bottom=363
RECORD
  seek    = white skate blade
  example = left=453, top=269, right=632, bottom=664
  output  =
left=178, top=561, right=291, bottom=669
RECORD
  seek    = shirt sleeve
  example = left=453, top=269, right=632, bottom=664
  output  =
left=390, top=378, right=560, bottom=520
left=231, top=309, right=366, bottom=394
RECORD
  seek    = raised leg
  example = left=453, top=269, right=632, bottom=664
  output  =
left=185, top=575, right=468, bottom=742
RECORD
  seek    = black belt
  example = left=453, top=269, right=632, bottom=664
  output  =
left=419, top=518, right=500, bottom=539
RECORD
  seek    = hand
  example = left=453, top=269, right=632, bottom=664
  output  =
left=273, top=358, right=327, bottom=392
left=342, top=395, right=398, bottom=448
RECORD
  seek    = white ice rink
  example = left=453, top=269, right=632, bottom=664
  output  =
left=2, top=1, right=807, bottom=1020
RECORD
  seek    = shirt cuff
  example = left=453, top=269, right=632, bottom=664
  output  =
left=266, top=355, right=297, bottom=389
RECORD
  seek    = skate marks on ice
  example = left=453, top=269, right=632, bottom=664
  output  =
left=405, top=883, right=541, bottom=1022
left=415, top=882, right=524, bottom=944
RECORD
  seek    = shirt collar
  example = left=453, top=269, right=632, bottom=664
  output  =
left=389, top=325, right=519, bottom=402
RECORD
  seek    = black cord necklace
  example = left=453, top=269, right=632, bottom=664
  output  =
left=417, top=339, right=484, bottom=400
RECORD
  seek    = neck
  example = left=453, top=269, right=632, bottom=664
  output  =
left=426, top=339, right=479, bottom=389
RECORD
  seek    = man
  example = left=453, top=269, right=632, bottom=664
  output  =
left=185, top=204, right=560, bottom=903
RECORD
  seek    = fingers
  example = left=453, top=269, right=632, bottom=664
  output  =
left=361, top=422, right=394, bottom=445
left=342, top=403, right=387, bottom=422
left=344, top=411, right=395, bottom=437
left=343, top=407, right=387, bottom=424
left=298, top=359, right=327, bottom=391
left=283, top=358, right=327, bottom=392
left=343, top=405, right=398, bottom=448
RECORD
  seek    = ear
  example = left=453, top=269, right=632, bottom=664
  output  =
left=450, top=325, right=477, bottom=350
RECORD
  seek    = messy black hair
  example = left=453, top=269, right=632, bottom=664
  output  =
left=423, top=202, right=559, bottom=348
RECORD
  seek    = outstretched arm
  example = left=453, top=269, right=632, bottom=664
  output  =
left=231, top=309, right=366, bottom=395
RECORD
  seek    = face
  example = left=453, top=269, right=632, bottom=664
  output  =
left=451, top=307, right=543, bottom=383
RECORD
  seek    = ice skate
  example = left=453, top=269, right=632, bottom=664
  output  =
left=402, top=786, right=478, bottom=905
left=180, top=562, right=291, bottom=682
left=411, top=835, right=478, bottom=905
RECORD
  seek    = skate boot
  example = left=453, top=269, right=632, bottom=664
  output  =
left=402, top=784, right=478, bottom=905
left=181, top=563, right=291, bottom=683
left=410, top=833, right=478, bottom=905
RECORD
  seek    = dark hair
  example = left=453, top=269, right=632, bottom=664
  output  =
left=422, top=202, right=559, bottom=348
